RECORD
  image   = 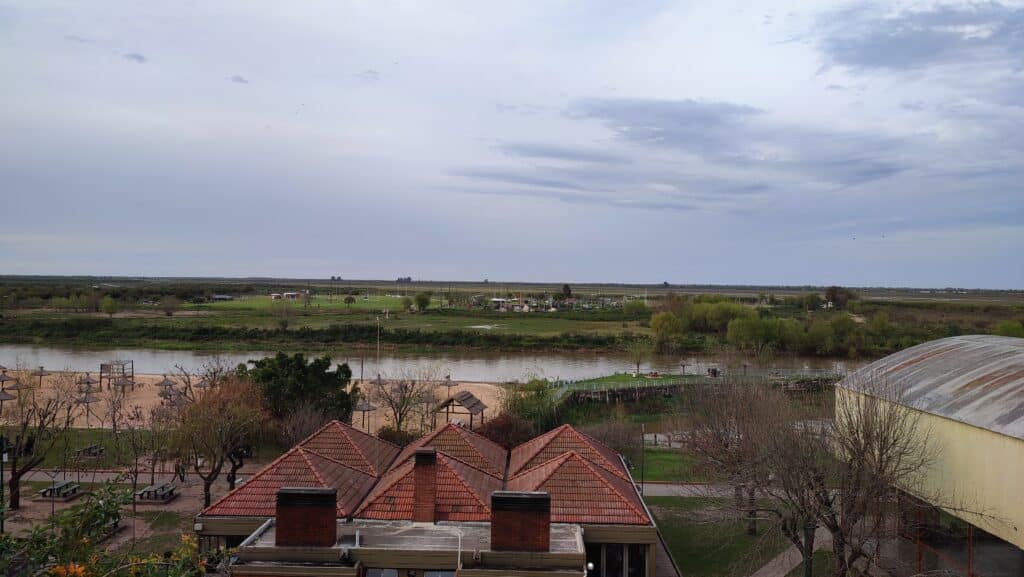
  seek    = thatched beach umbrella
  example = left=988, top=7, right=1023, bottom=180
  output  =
left=0, top=388, right=15, bottom=415
left=355, top=399, right=377, bottom=432
left=155, top=374, right=176, bottom=388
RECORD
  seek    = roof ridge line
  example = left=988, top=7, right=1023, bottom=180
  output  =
left=343, top=418, right=404, bottom=450
left=439, top=454, right=492, bottom=512
left=302, top=446, right=377, bottom=478
left=437, top=450, right=504, bottom=480
left=508, top=449, right=574, bottom=482
left=200, top=445, right=304, bottom=514
left=576, top=454, right=648, bottom=522
left=298, top=447, right=329, bottom=487
left=355, top=458, right=414, bottom=517
left=335, top=424, right=378, bottom=474
left=568, top=427, right=628, bottom=478
left=453, top=425, right=498, bottom=475
left=513, top=424, right=570, bottom=472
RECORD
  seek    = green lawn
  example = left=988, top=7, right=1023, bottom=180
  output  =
left=640, top=448, right=708, bottom=483
left=646, top=496, right=789, bottom=577
left=115, top=510, right=193, bottom=556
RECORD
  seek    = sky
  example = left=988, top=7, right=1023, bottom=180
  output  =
left=1, top=1, right=1022, bottom=288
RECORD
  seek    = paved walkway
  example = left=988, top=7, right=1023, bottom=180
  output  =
left=641, top=482, right=732, bottom=497
left=749, top=528, right=832, bottom=577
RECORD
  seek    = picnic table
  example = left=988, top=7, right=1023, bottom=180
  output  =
left=39, top=480, right=80, bottom=499
left=75, top=443, right=105, bottom=458
left=135, top=482, right=177, bottom=502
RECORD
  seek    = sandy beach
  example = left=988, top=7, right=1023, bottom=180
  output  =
left=0, top=369, right=503, bottom=431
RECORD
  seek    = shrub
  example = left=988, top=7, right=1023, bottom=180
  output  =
left=477, top=413, right=535, bottom=449
left=377, top=425, right=417, bottom=447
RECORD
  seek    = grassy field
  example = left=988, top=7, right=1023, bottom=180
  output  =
left=641, top=447, right=708, bottom=483
left=646, top=496, right=789, bottom=577
left=3, top=277, right=1020, bottom=354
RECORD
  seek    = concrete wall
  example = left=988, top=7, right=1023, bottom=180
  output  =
left=837, top=387, right=1024, bottom=550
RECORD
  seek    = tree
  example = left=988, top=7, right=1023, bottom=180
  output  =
left=172, top=377, right=266, bottom=506
left=650, top=311, right=684, bottom=350
left=626, top=340, right=652, bottom=375
left=825, top=286, right=856, bottom=309
left=2, top=372, right=78, bottom=510
left=499, top=378, right=557, bottom=432
left=367, top=374, right=436, bottom=433
left=414, top=292, right=431, bottom=312
left=561, top=284, right=572, bottom=298
left=343, top=295, right=356, bottom=308
left=802, top=292, right=823, bottom=311
left=241, top=352, right=356, bottom=422
left=622, top=299, right=649, bottom=319
left=278, top=399, right=329, bottom=446
left=477, top=413, right=535, bottom=449
left=400, top=296, right=413, bottom=311
left=100, top=295, right=118, bottom=317
left=160, top=295, right=182, bottom=317
left=689, top=378, right=943, bottom=577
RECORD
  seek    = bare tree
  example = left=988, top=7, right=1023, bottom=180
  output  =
left=2, top=371, right=78, bottom=510
left=368, top=369, right=440, bottom=433
left=688, top=377, right=942, bottom=577
left=171, top=377, right=266, bottom=506
left=279, top=399, right=329, bottom=446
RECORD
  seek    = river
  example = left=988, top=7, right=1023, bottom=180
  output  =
left=0, top=344, right=856, bottom=383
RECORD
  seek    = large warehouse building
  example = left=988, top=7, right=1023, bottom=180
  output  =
left=837, top=335, right=1023, bottom=577
left=196, top=422, right=673, bottom=577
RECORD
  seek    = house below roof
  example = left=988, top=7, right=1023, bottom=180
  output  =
left=200, top=422, right=673, bottom=577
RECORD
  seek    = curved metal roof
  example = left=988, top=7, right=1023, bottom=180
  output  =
left=840, top=335, right=1024, bottom=440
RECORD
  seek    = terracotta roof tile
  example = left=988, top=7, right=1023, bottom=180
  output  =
left=509, top=424, right=628, bottom=480
left=355, top=454, right=502, bottom=522
left=394, top=423, right=506, bottom=478
left=299, top=420, right=401, bottom=476
left=508, top=451, right=650, bottom=525
left=201, top=447, right=377, bottom=518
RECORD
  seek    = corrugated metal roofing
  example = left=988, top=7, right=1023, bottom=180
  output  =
left=839, top=335, right=1024, bottom=440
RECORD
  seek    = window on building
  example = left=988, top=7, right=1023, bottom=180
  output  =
left=627, top=544, right=646, bottom=577
left=586, top=543, right=603, bottom=576
left=605, top=544, right=624, bottom=577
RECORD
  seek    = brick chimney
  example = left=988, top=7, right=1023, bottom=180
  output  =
left=275, top=487, right=337, bottom=547
left=412, top=448, right=438, bottom=523
left=490, top=491, right=551, bottom=552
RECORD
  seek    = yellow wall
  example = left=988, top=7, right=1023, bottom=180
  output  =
left=837, top=388, right=1024, bottom=550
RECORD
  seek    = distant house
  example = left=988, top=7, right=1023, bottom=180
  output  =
left=211, top=294, right=235, bottom=301
left=282, top=292, right=300, bottom=300
left=270, top=293, right=282, bottom=300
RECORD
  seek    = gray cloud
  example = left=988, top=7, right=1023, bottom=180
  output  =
left=572, top=97, right=907, bottom=187
left=497, top=142, right=628, bottom=164
left=64, top=34, right=91, bottom=44
left=122, top=52, right=147, bottom=63
left=451, top=168, right=592, bottom=192
left=228, top=75, right=249, bottom=84
left=816, top=2, right=1024, bottom=71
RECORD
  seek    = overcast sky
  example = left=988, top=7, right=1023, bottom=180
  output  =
left=2, top=1, right=1022, bottom=288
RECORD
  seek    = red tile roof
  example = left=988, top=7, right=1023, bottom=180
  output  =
left=355, top=453, right=502, bottom=522
left=508, top=451, right=650, bottom=525
left=395, top=422, right=507, bottom=478
left=201, top=446, right=377, bottom=518
left=509, top=424, right=628, bottom=480
left=298, top=420, right=401, bottom=476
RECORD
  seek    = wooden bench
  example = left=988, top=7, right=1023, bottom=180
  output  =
left=134, top=482, right=178, bottom=503
left=75, top=443, right=105, bottom=458
left=37, top=481, right=81, bottom=501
